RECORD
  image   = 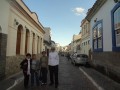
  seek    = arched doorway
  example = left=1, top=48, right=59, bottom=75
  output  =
left=16, top=25, right=23, bottom=55
left=25, top=29, right=30, bottom=54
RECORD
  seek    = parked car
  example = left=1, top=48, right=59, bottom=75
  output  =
left=71, top=54, right=89, bottom=66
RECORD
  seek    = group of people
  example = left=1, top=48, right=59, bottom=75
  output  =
left=20, top=47, right=59, bottom=89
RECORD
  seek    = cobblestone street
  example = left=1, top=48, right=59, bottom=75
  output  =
left=10, top=56, right=120, bottom=90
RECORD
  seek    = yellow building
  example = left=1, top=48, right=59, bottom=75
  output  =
left=71, top=33, right=81, bottom=54
left=81, top=19, right=90, bottom=55
left=0, top=0, right=45, bottom=79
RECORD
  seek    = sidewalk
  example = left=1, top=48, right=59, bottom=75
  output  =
left=80, top=67, right=120, bottom=90
left=0, top=71, right=24, bottom=90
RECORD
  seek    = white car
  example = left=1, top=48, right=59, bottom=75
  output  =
left=71, top=54, right=88, bottom=66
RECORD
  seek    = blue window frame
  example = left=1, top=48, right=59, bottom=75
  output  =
left=92, top=20, right=103, bottom=52
left=111, top=2, right=120, bottom=51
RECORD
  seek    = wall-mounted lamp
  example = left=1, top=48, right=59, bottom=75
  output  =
left=14, top=19, right=19, bottom=25
left=94, top=18, right=97, bottom=23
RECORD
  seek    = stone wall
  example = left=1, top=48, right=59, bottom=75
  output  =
left=5, top=53, right=41, bottom=78
left=91, top=52, right=120, bottom=83
left=5, top=55, right=25, bottom=78
left=0, top=33, right=7, bottom=80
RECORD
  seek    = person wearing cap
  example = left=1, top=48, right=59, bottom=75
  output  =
left=48, top=47, right=59, bottom=88
left=20, top=53, right=32, bottom=89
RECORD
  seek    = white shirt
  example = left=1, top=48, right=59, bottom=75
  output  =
left=27, top=59, right=31, bottom=75
left=48, top=52, right=59, bottom=66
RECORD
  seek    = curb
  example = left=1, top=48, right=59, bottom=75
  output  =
left=6, top=76, right=24, bottom=90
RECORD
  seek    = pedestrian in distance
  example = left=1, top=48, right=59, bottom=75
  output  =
left=31, top=54, right=40, bottom=87
left=20, top=53, right=32, bottom=89
left=67, top=53, right=70, bottom=61
left=40, top=51, right=48, bottom=85
left=48, top=47, right=59, bottom=88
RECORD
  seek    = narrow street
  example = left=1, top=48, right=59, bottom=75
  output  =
left=11, top=56, right=120, bottom=90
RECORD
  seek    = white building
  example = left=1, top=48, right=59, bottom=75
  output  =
left=51, top=40, right=56, bottom=47
left=43, top=27, right=51, bottom=56
left=86, top=0, right=120, bottom=82
left=55, top=43, right=61, bottom=52
left=72, top=33, right=81, bottom=54
left=80, top=19, right=90, bottom=55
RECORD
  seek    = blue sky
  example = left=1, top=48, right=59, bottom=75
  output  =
left=23, top=0, right=96, bottom=46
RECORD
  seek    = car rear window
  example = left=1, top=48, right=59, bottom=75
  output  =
left=77, top=55, right=81, bottom=57
left=82, top=55, right=88, bottom=58
left=76, top=54, right=88, bottom=58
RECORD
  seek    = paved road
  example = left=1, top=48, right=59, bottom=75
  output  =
left=11, top=56, right=120, bottom=90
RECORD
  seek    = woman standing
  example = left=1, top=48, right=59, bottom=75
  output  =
left=31, top=54, right=40, bottom=86
left=20, top=53, right=32, bottom=89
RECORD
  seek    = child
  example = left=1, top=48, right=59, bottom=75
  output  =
left=20, top=53, right=32, bottom=89
left=40, top=51, right=48, bottom=85
left=31, top=54, right=40, bottom=86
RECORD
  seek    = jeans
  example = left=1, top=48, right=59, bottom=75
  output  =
left=41, top=67, right=48, bottom=83
left=31, top=69, right=39, bottom=86
left=23, top=72, right=30, bottom=88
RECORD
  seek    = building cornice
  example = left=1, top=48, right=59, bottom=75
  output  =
left=9, top=0, right=45, bottom=34
left=80, top=19, right=89, bottom=27
left=85, top=0, right=107, bottom=21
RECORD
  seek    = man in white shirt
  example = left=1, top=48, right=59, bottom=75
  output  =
left=48, top=47, right=59, bottom=88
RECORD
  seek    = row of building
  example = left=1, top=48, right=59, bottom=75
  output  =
left=0, top=0, right=60, bottom=80
left=67, top=0, right=120, bottom=83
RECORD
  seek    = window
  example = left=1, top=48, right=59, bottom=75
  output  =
left=114, top=7, right=120, bottom=47
left=111, top=3, right=120, bottom=51
left=88, top=40, right=90, bottom=45
left=92, top=20, right=103, bottom=52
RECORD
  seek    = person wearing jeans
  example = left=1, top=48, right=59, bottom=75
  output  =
left=20, top=53, right=32, bottom=89
left=31, top=54, right=40, bottom=86
left=40, top=51, right=48, bottom=85
left=48, top=47, right=59, bottom=88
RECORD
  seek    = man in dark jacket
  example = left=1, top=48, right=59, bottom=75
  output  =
left=20, top=53, right=32, bottom=88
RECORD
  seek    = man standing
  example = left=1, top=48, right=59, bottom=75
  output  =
left=48, top=47, right=59, bottom=88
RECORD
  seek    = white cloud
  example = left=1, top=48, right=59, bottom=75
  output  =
left=72, top=7, right=85, bottom=16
